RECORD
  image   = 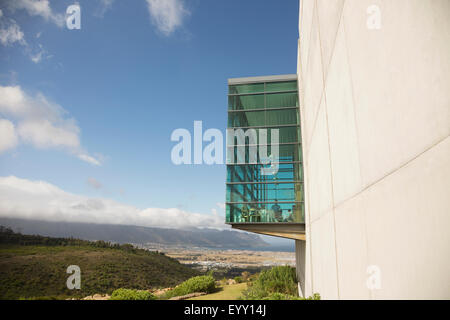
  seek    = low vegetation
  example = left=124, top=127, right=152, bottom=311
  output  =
left=188, top=283, right=247, bottom=300
left=233, top=276, right=243, bottom=283
left=239, top=266, right=320, bottom=300
left=164, top=275, right=216, bottom=299
left=240, top=266, right=298, bottom=300
left=110, top=288, right=156, bottom=300
left=0, top=227, right=199, bottom=300
left=0, top=227, right=320, bottom=301
left=262, top=292, right=321, bottom=300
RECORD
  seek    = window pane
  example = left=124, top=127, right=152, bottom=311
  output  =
left=228, top=111, right=265, bottom=127
left=227, top=163, right=302, bottom=183
left=274, top=126, right=300, bottom=143
left=226, top=202, right=304, bottom=223
left=226, top=127, right=298, bottom=145
left=226, top=144, right=303, bottom=166
left=266, top=92, right=298, bottom=108
left=228, top=96, right=234, bottom=110
left=265, top=81, right=297, bottom=92
left=270, top=143, right=303, bottom=162
left=229, top=83, right=264, bottom=94
left=233, top=94, right=265, bottom=110
left=266, top=109, right=298, bottom=126
left=226, top=182, right=302, bottom=203
left=228, top=127, right=299, bottom=143
left=226, top=130, right=302, bottom=156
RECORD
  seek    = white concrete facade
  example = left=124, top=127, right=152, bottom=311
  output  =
left=297, top=0, right=450, bottom=299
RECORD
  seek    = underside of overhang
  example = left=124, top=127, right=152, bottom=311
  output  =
left=230, top=223, right=305, bottom=241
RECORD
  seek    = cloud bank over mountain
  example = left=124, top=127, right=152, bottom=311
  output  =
left=0, top=176, right=225, bottom=229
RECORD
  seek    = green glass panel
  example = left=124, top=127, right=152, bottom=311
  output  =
left=227, top=163, right=302, bottom=183
left=266, top=109, right=298, bottom=126
left=266, top=92, right=298, bottom=108
left=226, top=145, right=257, bottom=165
left=228, top=110, right=265, bottom=127
left=229, top=83, right=264, bottom=94
left=226, top=78, right=304, bottom=224
left=228, top=109, right=299, bottom=127
left=228, top=96, right=234, bottom=110
left=227, top=127, right=299, bottom=144
left=226, top=205, right=231, bottom=222
left=265, top=81, right=297, bottom=92
left=226, top=182, right=301, bottom=203
left=268, top=143, right=303, bottom=162
left=227, top=127, right=299, bottom=145
left=269, top=126, right=299, bottom=144
left=232, top=94, right=265, bottom=110
left=225, top=202, right=304, bottom=223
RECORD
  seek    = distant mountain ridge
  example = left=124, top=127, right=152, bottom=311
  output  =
left=0, top=218, right=268, bottom=249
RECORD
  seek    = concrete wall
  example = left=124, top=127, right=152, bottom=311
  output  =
left=297, top=0, right=450, bottom=299
left=295, top=240, right=306, bottom=296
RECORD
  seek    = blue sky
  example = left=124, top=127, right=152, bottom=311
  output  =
left=0, top=0, right=299, bottom=231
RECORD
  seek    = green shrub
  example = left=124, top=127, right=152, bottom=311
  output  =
left=262, top=292, right=320, bottom=300
left=305, top=293, right=321, bottom=300
left=234, top=276, right=243, bottom=283
left=110, top=288, right=156, bottom=300
left=262, top=292, right=298, bottom=300
left=240, top=266, right=298, bottom=300
left=165, top=275, right=216, bottom=299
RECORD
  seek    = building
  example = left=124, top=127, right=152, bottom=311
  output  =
left=226, top=75, right=305, bottom=230
left=227, top=0, right=450, bottom=299
left=225, top=75, right=308, bottom=295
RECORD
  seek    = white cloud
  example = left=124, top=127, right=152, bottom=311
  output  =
left=0, top=85, right=101, bottom=165
left=30, top=52, right=43, bottom=63
left=146, top=0, right=189, bottom=36
left=17, top=119, right=80, bottom=148
left=0, top=85, right=28, bottom=115
left=78, top=154, right=101, bottom=166
left=0, top=17, right=26, bottom=46
left=0, top=2, right=57, bottom=63
left=96, top=0, right=115, bottom=17
left=6, top=0, right=65, bottom=27
left=30, top=44, right=46, bottom=63
left=0, top=119, right=18, bottom=153
left=216, top=202, right=225, bottom=209
left=0, top=176, right=225, bottom=229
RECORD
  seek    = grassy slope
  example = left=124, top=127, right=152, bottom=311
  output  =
left=188, top=283, right=248, bottom=300
left=0, top=244, right=200, bottom=300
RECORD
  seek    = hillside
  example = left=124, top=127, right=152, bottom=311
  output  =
left=0, top=218, right=269, bottom=248
left=0, top=227, right=200, bottom=299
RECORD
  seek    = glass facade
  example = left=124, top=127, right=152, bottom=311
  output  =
left=226, top=78, right=305, bottom=223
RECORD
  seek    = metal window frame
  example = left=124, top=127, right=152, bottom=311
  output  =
left=228, top=89, right=298, bottom=97
left=227, top=124, right=300, bottom=129
left=228, top=106, right=299, bottom=112
left=226, top=201, right=304, bottom=205
left=226, top=161, right=303, bottom=166
left=228, top=74, right=298, bottom=85
left=228, top=141, right=301, bottom=147
left=226, top=180, right=303, bottom=185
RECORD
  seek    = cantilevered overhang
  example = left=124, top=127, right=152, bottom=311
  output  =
left=229, top=223, right=305, bottom=241
left=228, top=74, right=298, bottom=85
